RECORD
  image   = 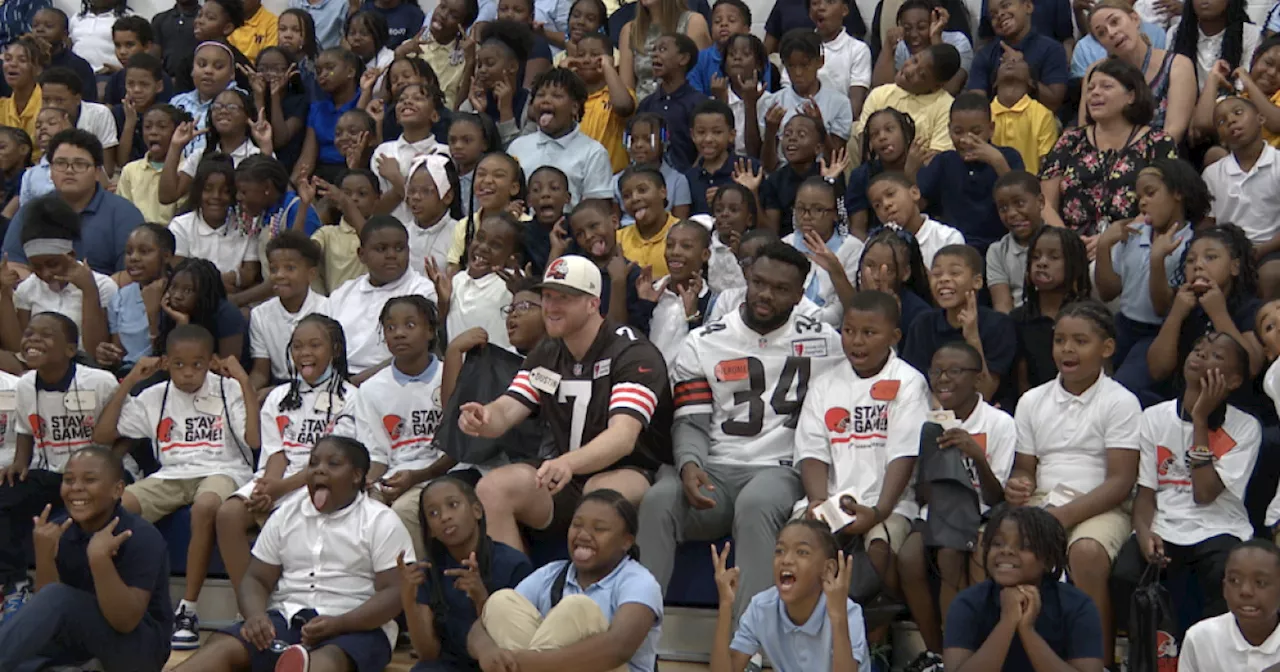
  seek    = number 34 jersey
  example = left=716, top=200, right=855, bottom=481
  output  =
left=671, top=308, right=845, bottom=467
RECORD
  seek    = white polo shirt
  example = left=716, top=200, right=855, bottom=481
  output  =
left=252, top=491, right=414, bottom=648
left=1138, top=399, right=1258, bottom=545
left=0, top=370, right=21, bottom=468
left=444, top=271, right=512, bottom=351
left=350, top=362, right=446, bottom=475
left=77, top=101, right=118, bottom=150
left=1014, top=374, right=1142, bottom=496
left=170, top=210, right=260, bottom=274
left=327, top=271, right=439, bottom=374
left=249, top=290, right=331, bottom=381
left=1203, top=142, right=1280, bottom=245
left=370, top=134, right=450, bottom=227
left=795, top=353, right=929, bottom=520
left=914, top=216, right=967, bottom=269
left=782, top=30, right=872, bottom=96
left=70, top=11, right=124, bottom=72
left=117, top=374, right=254, bottom=484
left=14, top=272, right=118, bottom=349
left=179, top=138, right=266, bottom=177
left=1180, top=612, right=1280, bottom=672
left=649, top=278, right=712, bottom=368
left=16, top=365, right=119, bottom=473
left=408, top=214, right=459, bottom=277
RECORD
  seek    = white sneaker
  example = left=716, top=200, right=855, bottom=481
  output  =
left=171, top=605, right=200, bottom=650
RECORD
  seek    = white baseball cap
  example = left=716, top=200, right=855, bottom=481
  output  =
left=535, top=255, right=602, bottom=298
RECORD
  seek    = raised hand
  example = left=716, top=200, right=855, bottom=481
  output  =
left=732, top=158, right=763, bottom=192
left=634, top=264, right=667, bottom=302
left=343, top=131, right=372, bottom=169
left=958, top=290, right=980, bottom=342
left=170, top=122, right=204, bottom=151
left=87, top=517, right=132, bottom=562
left=424, top=257, right=453, bottom=307
left=1192, top=367, right=1231, bottom=420
left=161, top=293, right=190, bottom=325
left=819, top=146, right=849, bottom=180
left=251, top=109, right=273, bottom=148
left=763, top=103, right=786, bottom=130
left=803, top=229, right=843, bottom=276
left=444, top=551, right=489, bottom=608
left=360, top=66, right=384, bottom=94
left=678, top=271, right=703, bottom=317
left=711, top=541, right=739, bottom=605
left=33, top=503, right=72, bottom=559
left=710, top=73, right=729, bottom=102
left=822, top=550, right=854, bottom=614
left=0, top=253, right=19, bottom=292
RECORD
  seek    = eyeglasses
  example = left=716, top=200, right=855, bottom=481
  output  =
left=795, top=206, right=834, bottom=218
left=50, top=158, right=95, bottom=174
left=927, top=366, right=982, bottom=379
left=211, top=102, right=244, bottom=112
left=501, top=300, right=542, bottom=317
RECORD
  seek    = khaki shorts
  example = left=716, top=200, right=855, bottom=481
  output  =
left=864, top=512, right=912, bottom=553
left=1029, top=494, right=1131, bottom=561
left=126, top=475, right=239, bottom=523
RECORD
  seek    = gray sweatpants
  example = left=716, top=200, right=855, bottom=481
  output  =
left=637, top=462, right=803, bottom=619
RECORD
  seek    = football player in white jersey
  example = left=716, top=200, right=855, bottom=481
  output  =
left=637, top=242, right=845, bottom=618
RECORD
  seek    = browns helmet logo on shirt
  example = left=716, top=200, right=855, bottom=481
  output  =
left=157, top=418, right=175, bottom=444
left=383, top=414, right=405, bottom=441
left=27, top=414, right=43, bottom=439
left=276, top=416, right=292, bottom=439
left=825, top=407, right=851, bottom=434
left=546, top=258, right=570, bottom=280
left=1156, top=445, right=1178, bottom=477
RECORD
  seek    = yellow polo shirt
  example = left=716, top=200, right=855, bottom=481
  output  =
left=617, top=213, right=677, bottom=278
left=311, top=220, right=367, bottom=294
left=0, top=85, right=41, bottom=160
left=1252, top=89, right=1280, bottom=148
left=421, top=39, right=466, bottom=111
left=117, top=158, right=178, bottom=225
left=229, top=6, right=279, bottom=64
left=446, top=210, right=535, bottom=266
left=856, top=83, right=955, bottom=152
left=991, top=94, right=1060, bottom=175
left=580, top=85, right=633, bottom=174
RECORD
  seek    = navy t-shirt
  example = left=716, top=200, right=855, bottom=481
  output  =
left=416, top=541, right=532, bottom=665
left=916, top=147, right=1025, bottom=253
left=361, top=0, right=425, bottom=48
left=945, top=578, right=1103, bottom=670
left=903, top=305, right=1018, bottom=408
left=56, top=505, right=173, bottom=639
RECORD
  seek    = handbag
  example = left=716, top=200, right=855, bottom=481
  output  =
left=1127, top=562, right=1180, bottom=672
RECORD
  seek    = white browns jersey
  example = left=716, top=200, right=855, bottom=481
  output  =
left=672, top=307, right=844, bottom=467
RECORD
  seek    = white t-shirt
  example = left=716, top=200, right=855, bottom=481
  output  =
left=794, top=353, right=929, bottom=520
left=350, top=363, right=446, bottom=475
left=77, top=102, right=119, bottom=150
left=371, top=134, right=450, bottom=227
left=1180, top=612, right=1280, bottom=672
left=782, top=30, right=872, bottom=95
left=16, top=364, right=119, bottom=473
left=170, top=210, right=260, bottom=274
left=1014, top=374, right=1142, bottom=496
left=14, top=272, right=118, bottom=349
left=914, top=216, right=966, bottom=269
left=117, top=374, right=254, bottom=484
left=1167, top=19, right=1261, bottom=89
left=445, top=271, right=512, bottom=351
left=671, top=307, right=845, bottom=467
left=249, top=290, right=331, bottom=381
left=1138, top=399, right=1258, bottom=545
left=179, top=138, right=265, bottom=177
left=0, top=370, right=21, bottom=468
left=260, top=378, right=357, bottom=477
left=252, top=491, right=414, bottom=648
left=1203, top=142, right=1280, bottom=246
left=782, top=231, right=864, bottom=325
left=408, top=215, right=459, bottom=277
left=955, top=399, right=1017, bottom=516
left=327, top=271, right=439, bottom=374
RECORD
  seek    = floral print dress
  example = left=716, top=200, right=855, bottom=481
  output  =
left=1039, top=125, right=1180, bottom=236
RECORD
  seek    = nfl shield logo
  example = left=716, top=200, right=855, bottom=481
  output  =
left=573, top=364, right=583, bottom=376
left=758, top=338, right=768, bottom=348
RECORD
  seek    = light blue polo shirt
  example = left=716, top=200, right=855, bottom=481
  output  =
left=290, top=0, right=348, bottom=50
left=730, top=587, right=870, bottom=672
left=514, top=557, right=663, bottom=672
left=509, top=125, right=616, bottom=207
left=1110, top=221, right=1193, bottom=325
left=757, top=83, right=853, bottom=143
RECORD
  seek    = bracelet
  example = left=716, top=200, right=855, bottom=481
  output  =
left=685, top=310, right=702, bottom=323
left=869, top=504, right=882, bottom=524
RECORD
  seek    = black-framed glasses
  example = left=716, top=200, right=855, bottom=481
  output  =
left=51, top=158, right=95, bottom=174
left=795, top=206, right=834, bottom=218
left=927, top=366, right=982, bottom=379
left=501, top=300, right=542, bottom=317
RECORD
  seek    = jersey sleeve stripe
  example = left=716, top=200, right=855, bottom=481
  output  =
left=506, top=371, right=539, bottom=405
left=673, top=378, right=712, bottom=407
left=610, top=391, right=656, bottom=416
left=610, top=385, right=657, bottom=413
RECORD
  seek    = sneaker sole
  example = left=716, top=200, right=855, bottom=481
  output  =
left=171, top=639, right=201, bottom=651
left=275, top=645, right=310, bottom=672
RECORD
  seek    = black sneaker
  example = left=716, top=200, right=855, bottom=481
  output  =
left=904, top=650, right=944, bottom=672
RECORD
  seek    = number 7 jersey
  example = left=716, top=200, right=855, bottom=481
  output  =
left=671, top=308, right=845, bottom=467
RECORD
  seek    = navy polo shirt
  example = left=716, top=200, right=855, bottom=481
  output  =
left=764, top=0, right=867, bottom=41
left=979, top=0, right=1074, bottom=43
left=105, top=70, right=174, bottom=107
left=567, top=246, right=657, bottom=333
left=3, top=185, right=144, bottom=274
left=945, top=578, right=1102, bottom=670
left=112, top=99, right=178, bottom=164
left=899, top=289, right=931, bottom=351
left=636, top=82, right=708, bottom=173
left=525, top=219, right=556, bottom=277
left=416, top=541, right=531, bottom=664
left=152, top=5, right=200, bottom=82
left=916, top=146, right=1024, bottom=252
left=903, top=305, right=1017, bottom=408
left=686, top=154, right=757, bottom=215
left=362, top=0, right=425, bottom=48
left=56, top=505, right=173, bottom=636
left=845, top=161, right=885, bottom=231
left=762, top=162, right=843, bottom=238
left=967, top=31, right=1068, bottom=99
left=309, top=90, right=364, bottom=165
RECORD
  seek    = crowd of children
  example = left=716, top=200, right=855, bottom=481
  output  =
left=1, top=0, right=1280, bottom=670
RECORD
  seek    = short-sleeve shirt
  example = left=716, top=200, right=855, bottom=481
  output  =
left=991, top=95, right=1059, bottom=175
left=967, top=31, right=1069, bottom=100
left=361, top=0, right=423, bottom=47
left=780, top=30, right=872, bottom=96
left=16, top=363, right=120, bottom=473
left=56, top=506, right=173, bottom=647
left=3, top=186, right=144, bottom=275
left=326, top=271, right=438, bottom=374
left=1177, top=297, right=1268, bottom=419
left=249, top=290, right=330, bottom=381
left=856, top=84, right=954, bottom=152
left=916, top=146, right=1025, bottom=251
left=944, top=579, right=1103, bottom=670
left=14, top=272, right=118, bottom=349
left=986, top=232, right=1030, bottom=308
left=1180, top=612, right=1280, bottom=671
left=617, top=213, right=678, bottom=277
left=760, top=162, right=827, bottom=238
left=107, top=283, right=150, bottom=365
left=1110, top=221, right=1192, bottom=325
left=1039, top=127, right=1180, bottom=236
left=504, top=319, right=674, bottom=472
left=289, top=0, right=348, bottom=50
left=895, top=31, right=975, bottom=74
left=170, top=211, right=260, bottom=274
left=514, top=557, right=663, bottom=672
left=614, top=163, right=691, bottom=227
left=350, top=361, right=447, bottom=474
left=765, top=0, right=867, bottom=41
left=308, top=91, right=362, bottom=165
left=636, top=83, right=708, bottom=172
left=758, top=84, right=854, bottom=146
left=902, top=306, right=1017, bottom=409
left=730, top=588, right=870, bottom=672
left=1203, top=142, right=1280, bottom=246
left=1014, top=374, right=1142, bottom=495
left=979, top=0, right=1074, bottom=41
left=77, top=101, right=119, bottom=150
left=508, top=126, right=616, bottom=206
left=416, top=542, right=532, bottom=665
left=117, top=374, right=254, bottom=483
left=152, top=5, right=200, bottom=81
left=580, top=86, right=634, bottom=174
left=686, top=154, right=759, bottom=216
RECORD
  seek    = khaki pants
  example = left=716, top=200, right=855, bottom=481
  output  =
left=1029, top=494, right=1132, bottom=560
left=125, top=475, right=238, bottom=523
left=481, top=590, right=627, bottom=672
left=389, top=482, right=428, bottom=559
left=864, top=512, right=912, bottom=553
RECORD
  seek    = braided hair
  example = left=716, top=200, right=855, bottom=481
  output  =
left=464, top=152, right=525, bottom=263
left=279, top=314, right=350, bottom=419
left=378, top=294, right=441, bottom=356
left=155, top=258, right=226, bottom=357
left=856, top=226, right=932, bottom=304
left=416, top=476, right=495, bottom=642
left=201, top=89, right=258, bottom=166
left=982, top=505, right=1069, bottom=581
left=860, top=107, right=916, bottom=167
left=1172, top=0, right=1249, bottom=78
left=1175, top=222, right=1258, bottom=305
left=1056, top=299, right=1118, bottom=343
left=1020, top=226, right=1092, bottom=321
